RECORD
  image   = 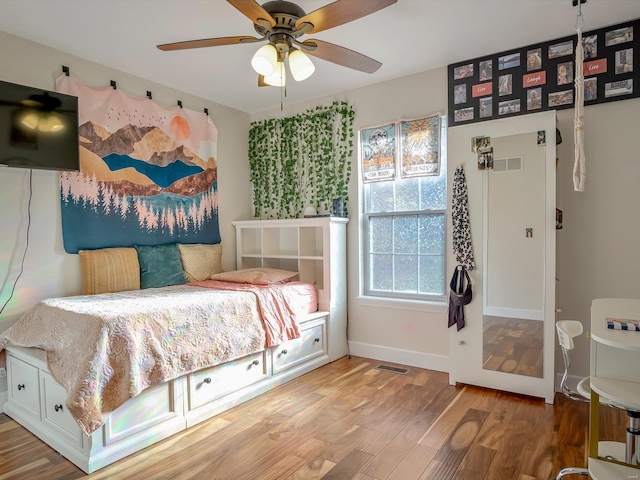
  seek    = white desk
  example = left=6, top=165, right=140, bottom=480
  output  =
left=589, top=298, right=640, bottom=477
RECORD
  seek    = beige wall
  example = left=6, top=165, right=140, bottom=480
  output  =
left=555, top=98, right=640, bottom=378
left=255, top=72, right=640, bottom=381
left=253, top=68, right=451, bottom=371
left=0, top=32, right=253, bottom=396
left=2, top=29, right=639, bottom=392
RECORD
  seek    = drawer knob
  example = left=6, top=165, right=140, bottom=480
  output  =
left=252, top=360, right=260, bottom=366
left=54, top=404, right=63, bottom=412
left=203, top=378, right=212, bottom=384
left=17, top=384, right=25, bottom=391
left=314, top=338, right=320, bottom=343
left=281, top=349, right=288, bottom=355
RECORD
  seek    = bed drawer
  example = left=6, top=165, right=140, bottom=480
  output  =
left=7, top=353, right=41, bottom=419
left=272, top=318, right=326, bottom=374
left=40, top=372, right=84, bottom=448
left=188, top=351, right=268, bottom=411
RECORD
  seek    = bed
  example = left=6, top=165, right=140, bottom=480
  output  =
left=0, top=243, right=332, bottom=473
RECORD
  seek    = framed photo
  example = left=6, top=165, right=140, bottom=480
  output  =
left=527, top=88, right=542, bottom=110
left=477, top=147, right=493, bottom=171
left=605, top=79, right=633, bottom=98
left=498, top=99, right=520, bottom=115
left=400, top=114, right=442, bottom=178
left=479, top=97, right=493, bottom=118
left=548, top=40, right=573, bottom=59
left=360, top=123, right=397, bottom=183
left=526, top=48, right=542, bottom=71
left=473, top=136, right=491, bottom=153
left=584, top=77, right=598, bottom=101
left=498, top=53, right=520, bottom=70
left=549, top=90, right=574, bottom=107
left=557, top=61, right=574, bottom=86
left=537, top=130, right=546, bottom=146
left=479, top=60, right=493, bottom=81
left=583, top=35, right=597, bottom=60
left=454, top=63, right=474, bottom=79
left=615, top=48, right=633, bottom=73
left=454, top=84, right=467, bottom=104
left=605, top=26, right=633, bottom=46
left=454, top=107, right=474, bottom=123
left=498, top=74, right=512, bottom=96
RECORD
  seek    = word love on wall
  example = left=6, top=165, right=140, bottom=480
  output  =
left=447, top=18, right=640, bottom=127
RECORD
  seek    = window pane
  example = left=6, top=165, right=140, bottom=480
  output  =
left=395, top=177, right=419, bottom=211
left=420, top=174, right=447, bottom=210
left=370, top=254, right=392, bottom=290
left=419, top=214, right=445, bottom=254
left=394, top=215, right=418, bottom=254
left=394, top=254, right=418, bottom=292
left=369, top=181, right=394, bottom=213
left=369, top=216, right=393, bottom=253
left=420, top=255, right=445, bottom=295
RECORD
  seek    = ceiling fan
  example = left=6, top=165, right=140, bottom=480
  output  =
left=157, top=0, right=397, bottom=87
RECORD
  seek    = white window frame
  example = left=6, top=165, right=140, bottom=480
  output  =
left=360, top=119, right=447, bottom=304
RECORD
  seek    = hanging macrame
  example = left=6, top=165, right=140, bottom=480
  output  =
left=573, top=15, right=586, bottom=191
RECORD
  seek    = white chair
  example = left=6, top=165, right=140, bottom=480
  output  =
left=551, top=320, right=628, bottom=480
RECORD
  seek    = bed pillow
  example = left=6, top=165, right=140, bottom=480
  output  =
left=134, top=244, right=186, bottom=289
left=178, top=243, right=223, bottom=282
left=211, top=268, right=298, bottom=285
left=78, top=247, right=141, bottom=295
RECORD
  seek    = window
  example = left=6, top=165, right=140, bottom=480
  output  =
left=362, top=121, right=447, bottom=301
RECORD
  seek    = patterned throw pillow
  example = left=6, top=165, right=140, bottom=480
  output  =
left=211, top=268, right=298, bottom=285
left=134, top=244, right=186, bottom=289
left=78, top=247, right=140, bottom=295
left=177, top=243, right=223, bottom=282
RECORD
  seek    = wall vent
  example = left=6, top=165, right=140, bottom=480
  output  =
left=375, top=364, right=409, bottom=374
left=493, top=155, right=524, bottom=172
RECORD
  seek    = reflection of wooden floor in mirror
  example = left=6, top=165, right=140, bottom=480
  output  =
left=483, top=316, right=544, bottom=378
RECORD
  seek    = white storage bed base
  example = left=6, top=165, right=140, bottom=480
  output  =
left=2, top=312, right=329, bottom=474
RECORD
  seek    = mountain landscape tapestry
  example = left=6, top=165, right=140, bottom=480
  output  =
left=56, top=76, right=219, bottom=253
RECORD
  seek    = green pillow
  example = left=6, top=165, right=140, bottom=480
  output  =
left=134, top=244, right=186, bottom=289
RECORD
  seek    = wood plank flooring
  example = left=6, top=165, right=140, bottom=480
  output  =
left=0, top=356, right=628, bottom=480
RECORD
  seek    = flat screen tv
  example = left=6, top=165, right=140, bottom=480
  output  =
left=0, top=79, right=79, bottom=171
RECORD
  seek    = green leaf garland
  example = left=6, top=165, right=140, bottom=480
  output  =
left=248, top=101, right=354, bottom=219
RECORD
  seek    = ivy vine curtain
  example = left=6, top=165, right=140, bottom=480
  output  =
left=248, top=101, right=354, bottom=219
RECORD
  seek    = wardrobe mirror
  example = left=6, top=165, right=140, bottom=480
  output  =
left=482, top=131, right=545, bottom=378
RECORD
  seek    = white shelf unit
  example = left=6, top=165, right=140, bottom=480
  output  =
left=233, top=217, right=348, bottom=361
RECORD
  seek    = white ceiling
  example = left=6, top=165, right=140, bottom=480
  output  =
left=1, top=0, right=639, bottom=114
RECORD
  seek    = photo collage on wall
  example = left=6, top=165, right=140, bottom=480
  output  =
left=447, top=18, right=639, bottom=127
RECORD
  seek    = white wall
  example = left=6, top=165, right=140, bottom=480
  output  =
left=253, top=68, right=451, bottom=371
left=0, top=32, right=253, bottom=383
left=555, top=98, right=640, bottom=379
left=487, top=132, right=545, bottom=313
left=254, top=71, right=640, bottom=381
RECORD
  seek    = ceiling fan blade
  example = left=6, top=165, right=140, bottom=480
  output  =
left=157, top=36, right=263, bottom=51
left=303, top=39, right=382, bottom=74
left=295, top=0, right=397, bottom=34
left=258, top=75, right=268, bottom=87
left=227, top=0, right=276, bottom=28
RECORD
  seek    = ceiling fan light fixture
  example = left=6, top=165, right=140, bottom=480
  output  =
left=288, top=47, right=315, bottom=81
left=251, top=44, right=278, bottom=76
left=263, top=62, right=286, bottom=87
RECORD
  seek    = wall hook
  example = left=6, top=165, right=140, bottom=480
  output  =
left=204, top=108, right=209, bottom=116
left=110, top=80, right=117, bottom=90
left=177, top=100, right=183, bottom=108
left=146, top=91, right=152, bottom=100
left=62, top=66, right=70, bottom=76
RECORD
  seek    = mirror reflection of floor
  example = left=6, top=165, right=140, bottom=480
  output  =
left=483, top=316, right=544, bottom=378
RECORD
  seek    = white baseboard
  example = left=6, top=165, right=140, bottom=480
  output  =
left=348, top=341, right=449, bottom=373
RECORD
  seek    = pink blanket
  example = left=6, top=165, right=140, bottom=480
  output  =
left=190, top=280, right=303, bottom=347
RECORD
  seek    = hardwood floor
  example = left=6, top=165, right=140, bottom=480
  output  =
left=0, top=356, right=628, bottom=480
